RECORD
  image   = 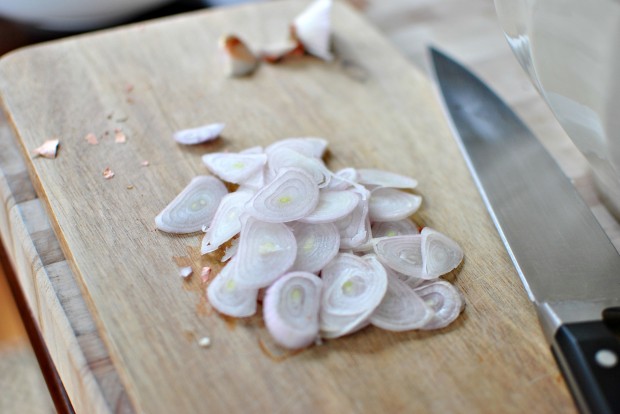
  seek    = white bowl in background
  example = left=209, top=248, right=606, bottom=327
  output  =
left=0, top=0, right=176, bottom=31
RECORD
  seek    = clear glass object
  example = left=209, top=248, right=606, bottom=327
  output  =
left=494, top=0, right=620, bottom=218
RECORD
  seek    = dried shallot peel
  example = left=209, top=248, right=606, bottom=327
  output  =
left=319, top=253, right=387, bottom=339
left=207, top=258, right=258, bottom=317
left=219, top=34, right=259, bottom=77
left=155, top=176, right=228, bottom=233
left=415, top=280, right=464, bottom=330
left=263, top=272, right=323, bottom=349
left=174, top=123, right=224, bottom=145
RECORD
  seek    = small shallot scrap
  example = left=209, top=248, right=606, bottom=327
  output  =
left=200, top=266, right=211, bottom=283
left=219, top=35, right=258, bottom=77
left=33, top=139, right=59, bottom=159
left=102, top=167, right=115, bottom=179
left=179, top=266, right=193, bottom=279
left=141, top=160, right=150, bottom=167
left=84, top=133, right=98, bottom=145
left=114, top=129, right=127, bottom=143
left=198, top=337, right=211, bottom=348
left=127, top=185, right=134, bottom=190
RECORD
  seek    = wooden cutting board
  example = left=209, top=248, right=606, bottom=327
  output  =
left=0, top=1, right=574, bottom=412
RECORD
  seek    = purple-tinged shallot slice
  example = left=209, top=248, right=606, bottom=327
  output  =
left=369, top=271, right=434, bottom=331
left=292, top=0, right=333, bottom=61
left=326, top=167, right=358, bottom=191
left=415, top=280, right=464, bottom=330
left=33, top=139, right=59, bottom=159
left=174, top=123, right=224, bottom=145
left=201, top=189, right=253, bottom=254
left=368, top=188, right=422, bottom=222
left=265, top=137, right=328, bottom=159
left=299, top=190, right=360, bottom=224
left=234, top=217, right=296, bottom=289
left=268, top=147, right=331, bottom=187
left=334, top=190, right=371, bottom=249
left=246, top=168, right=319, bottom=223
left=202, top=152, right=267, bottom=184
left=371, top=218, right=419, bottom=238
left=421, top=227, right=463, bottom=278
left=206, top=258, right=258, bottom=317
left=155, top=176, right=227, bottom=234
left=289, top=221, right=340, bottom=273
left=372, top=235, right=426, bottom=278
left=219, top=34, right=259, bottom=77
left=263, top=272, right=323, bottom=349
left=319, top=253, right=387, bottom=338
left=356, top=168, right=418, bottom=189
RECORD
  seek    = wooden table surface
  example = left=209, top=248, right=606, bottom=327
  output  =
left=1, top=1, right=618, bottom=413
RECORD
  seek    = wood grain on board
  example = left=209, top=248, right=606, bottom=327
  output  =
left=1, top=0, right=605, bottom=412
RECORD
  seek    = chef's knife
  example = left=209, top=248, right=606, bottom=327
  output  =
left=430, top=48, right=620, bottom=414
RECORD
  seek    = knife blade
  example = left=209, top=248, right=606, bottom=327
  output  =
left=430, top=47, right=620, bottom=414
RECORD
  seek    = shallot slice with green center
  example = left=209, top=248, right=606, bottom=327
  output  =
left=289, top=221, right=340, bottom=273
left=155, top=176, right=227, bottom=233
left=372, top=235, right=425, bottom=278
left=265, top=137, right=328, bottom=159
left=263, top=272, right=323, bottom=349
left=371, top=218, right=419, bottom=238
left=320, top=253, right=387, bottom=338
left=206, top=258, right=258, bottom=317
left=421, top=227, right=464, bottom=278
left=415, top=281, right=464, bottom=330
left=247, top=168, right=319, bottom=223
left=234, top=217, right=296, bottom=288
left=202, top=152, right=267, bottom=184
left=356, top=168, right=418, bottom=189
left=173, top=123, right=224, bottom=145
left=299, top=190, right=360, bottom=224
left=369, top=271, right=434, bottom=331
left=201, top=189, right=253, bottom=254
left=368, top=188, right=422, bottom=222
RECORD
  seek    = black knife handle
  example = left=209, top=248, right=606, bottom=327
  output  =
left=552, top=321, right=620, bottom=414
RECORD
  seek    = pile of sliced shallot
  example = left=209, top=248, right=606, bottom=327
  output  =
left=156, top=137, right=465, bottom=349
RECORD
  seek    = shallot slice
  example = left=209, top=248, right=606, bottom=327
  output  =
left=155, top=176, right=228, bottom=234
left=263, top=272, right=322, bottom=349
left=325, top=167, right=357, bottom=191
left=219, top=34, right=259, bottom=77
left=246, top=168, right=319, bottom=223
left=265, top=137, right=328, bottom=159
left=415, top=281, right=464, bottom=330
left=368, top=188, right=422, bottom=222
left=206, top=258, right=258, bottom=317
left=234, top=217, right=296, bottom=288
left=334, top=190, right=371, bottom=249
left=289, top=221, right=340, bottom=273
left=421, top=227, right=464, bottom=278
left=356, top=168, right=418, bottom=189
left=371, top=218, right=419, bottom=238
left=202, top=152, right=267, bottom=184
left=320, top=253, right=387, bottom=338
left=292, top=0, right=333, bottom=61
left=369, top=271, right=434, bottom=331
left=268, top=147, right=331, bottom=187
left=174, top=123, right=224, bottom=145
left=201, top=189, right=253, bottom=254
left=299, top=190, right=360, bottom=224
left=372, top=235, right=426, bottom=278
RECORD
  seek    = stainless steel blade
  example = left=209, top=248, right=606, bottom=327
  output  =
left=430, top=48, right=620, bottom=341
